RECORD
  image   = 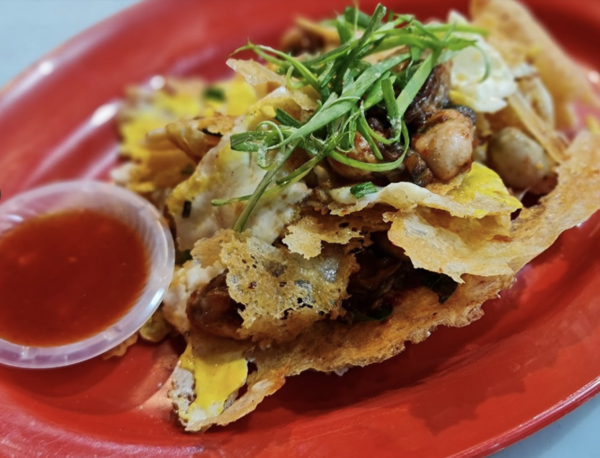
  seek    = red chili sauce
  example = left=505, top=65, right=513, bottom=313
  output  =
left=0, top=209, right=148, bottom=347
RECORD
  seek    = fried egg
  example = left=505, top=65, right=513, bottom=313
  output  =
left=170, top=338, right=248, bottom=429
left=113, top=77, right=259, bottom=193
left=168, top=87, right=312, bottom=250
left=446, top=12, right=517, bottom=113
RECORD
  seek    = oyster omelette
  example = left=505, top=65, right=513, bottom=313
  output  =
left=111, top=0, right=600, bottom=431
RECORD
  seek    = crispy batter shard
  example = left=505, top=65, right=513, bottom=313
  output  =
left=283, top=215, right=364, bottom=259
left=471, top=0, right=599, bottom=128
left=253, top=274, right=514, bottom=374
left=282, top=209, right=397, bottom=259
left=505, top=91, right=567, bottom=163
left=193, top=230, right=358, bottom=344
left=388, top=209, right=520, bottom=283
left=102, top=333, right=139, bottom=359
left=178, top=131, right=600, bottom=431
left=281, top=16, right=341, bottom=55
left=388, top=132, right=600, bottom=282
left=507, top=132, right=600, bottom=271
left=171, top=333, right=286, bottom=432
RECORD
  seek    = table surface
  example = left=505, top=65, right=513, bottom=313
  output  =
left=1, top=1, right=599, bottom=457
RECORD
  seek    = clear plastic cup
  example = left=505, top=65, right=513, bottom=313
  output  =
left=0, top=180, right=174, bottom=369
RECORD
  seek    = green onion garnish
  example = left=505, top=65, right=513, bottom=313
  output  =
left=217, top=3, right=489, bottom=230
left=203, top=86, right=226, bottom=101
left=350, top=182, right=379, bottom=198
left=274, top=108, right=302, bottom=128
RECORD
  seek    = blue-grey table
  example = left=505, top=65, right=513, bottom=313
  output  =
left=1, top=1, right=599, bottom=457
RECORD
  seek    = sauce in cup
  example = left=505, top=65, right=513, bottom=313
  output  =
left=0, top=209, right=149, bottom=347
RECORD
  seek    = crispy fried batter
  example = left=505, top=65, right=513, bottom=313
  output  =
left=178, top=273, right=513, bottom=432
left=180, top=369, right=285, bottom=432
left=252, top=274, right=514, bottom=374
left=485, top=91, right=568, bottom=164
left=283, top=215, right=364, bottom=259
left=282, top=208, right=401, bottom=259
left=508, top=132, right=600, bottom=271
left=173, top=331, right=286, bottom=432
left=507, top=92, right=567, bottom=163
left=193, top=230, right=358, bottom=344
left=102, top=333, right=139, bottom=359
left=388, top=132, right=600, bottom=282
left=388, top=209, right=519, bottom=283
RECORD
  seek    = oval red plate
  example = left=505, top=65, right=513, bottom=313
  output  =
left=1, top=0, right=600, bottom=457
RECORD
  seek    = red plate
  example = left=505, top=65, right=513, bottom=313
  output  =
left=1, top=0, right=599, bottom=456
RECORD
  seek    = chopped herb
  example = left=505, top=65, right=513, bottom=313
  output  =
left=181, top=200, right=192, bottom=219
left=381, top=77, right=400, bottom=134
left=274, top=108, right=301, bottom=128
left=396, top=52, right=437, bottom=119
left=231, top=130, right=272, bottom=152
left=203, top=86, right=226, bottom=101
left=357, top=115, right=384, bottom=160
left=350, top=182, right=379, bottom=198
left=180, top=164, right=195, bottom=175
left=344, top=6, right=373, bottom=30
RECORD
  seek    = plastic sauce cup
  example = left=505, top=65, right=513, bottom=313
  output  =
left=0, top=180, right=174, bottom=369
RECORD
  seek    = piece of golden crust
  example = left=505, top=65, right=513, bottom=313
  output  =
left=193, top=230, right=358, bottom=345
left=180, top=131, right=600, bottom=431
left=282, top=209, right=394, bottom=259
left=386, top=131, right=600, bottom=282
left=388, top=209, right=521, bottom=283
left=283, top=215, right=363, bottom=259
left=508, top=132, right=600, bottom=271
left=102, top=333, right=139, bottom=359
left=252, top=274, right=513, bottom=374
left=471, top=0, right=599, bottom=129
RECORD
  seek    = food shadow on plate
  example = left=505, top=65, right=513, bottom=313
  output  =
left=218, top=213, right=600, bottom=439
